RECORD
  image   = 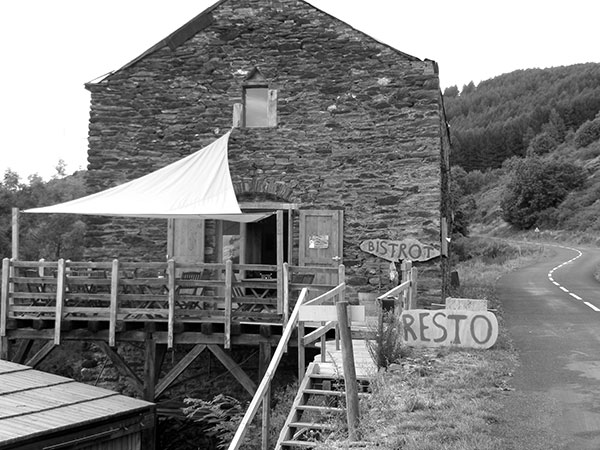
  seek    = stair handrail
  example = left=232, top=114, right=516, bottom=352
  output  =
left=227, top=287, right=310, bottom=450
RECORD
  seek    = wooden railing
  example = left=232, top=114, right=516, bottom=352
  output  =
left=377, top=259, right=417, bottom=312
left=227, top=288, right=310, bottom=450
left=0, top=258, right=342, bottom=350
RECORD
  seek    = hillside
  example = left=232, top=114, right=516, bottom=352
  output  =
left=445, top=63, right=600, bottom=237
left=445, top=63, right=600, bottom=171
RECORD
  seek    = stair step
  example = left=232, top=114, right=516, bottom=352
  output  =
left=281, top=440, right=318, bottom=448
left=303, top=388, right=370, bottom=397
left=289, top=421, right=336, bottom=430
left=296, top=404, right=344, bottom=413
left=308, top=373, right=371, bottom=383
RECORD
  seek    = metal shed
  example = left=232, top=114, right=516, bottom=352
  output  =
left=0, top=359, right=155, bottom=450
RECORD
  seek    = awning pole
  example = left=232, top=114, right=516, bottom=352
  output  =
left=11, top=208, right=19, bottom=260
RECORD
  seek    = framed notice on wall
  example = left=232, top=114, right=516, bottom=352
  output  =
left=309, top=235, right=329, bottom=249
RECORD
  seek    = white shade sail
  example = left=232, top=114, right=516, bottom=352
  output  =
left=24, top=132, right=271, bottom=223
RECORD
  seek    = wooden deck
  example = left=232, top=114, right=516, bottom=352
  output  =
left=1, top=258, right=343, bottom=353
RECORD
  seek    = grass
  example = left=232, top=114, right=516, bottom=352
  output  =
left=312, top=237, right=550, bottom=450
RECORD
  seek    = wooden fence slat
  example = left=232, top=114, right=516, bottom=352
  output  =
left=54, top=259, right=66, bottom=345
left=1, top=259, right=9, bottom=337
left=1, top=258, right=10, bottom=360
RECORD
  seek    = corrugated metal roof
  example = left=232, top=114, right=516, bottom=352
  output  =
left=0, top=359, right=154, bottom=445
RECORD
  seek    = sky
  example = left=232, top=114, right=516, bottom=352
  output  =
left=1, top=0, right=599, bottom=181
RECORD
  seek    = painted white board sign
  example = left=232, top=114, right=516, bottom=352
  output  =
left=401, top=309, right=498, bottom=349
left=299, top=305, right=365, bottom=323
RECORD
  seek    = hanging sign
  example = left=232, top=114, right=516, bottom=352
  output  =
left=360, top=238, right=440, bottom=262
left=401, top=309, right=498, bottom=349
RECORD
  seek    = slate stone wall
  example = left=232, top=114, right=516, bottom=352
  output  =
left=84, top=0, right=451, bottom=301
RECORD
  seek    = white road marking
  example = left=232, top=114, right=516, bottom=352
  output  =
left=584, top=302, right=600, bottom=312
left=546, top=246, right=585, bottom=302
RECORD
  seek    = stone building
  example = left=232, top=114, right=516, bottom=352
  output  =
left=84, top=0, right=452, bottom=303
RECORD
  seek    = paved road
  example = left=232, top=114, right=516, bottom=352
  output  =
left=495, top=243, right=600, bottom=449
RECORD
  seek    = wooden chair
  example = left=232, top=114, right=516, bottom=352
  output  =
left=177, top=271, right=204, bottom=296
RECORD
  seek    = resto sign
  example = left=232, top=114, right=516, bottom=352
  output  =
left=401, top=309, right=498, bottom=349
left=360, top=238, right=440, bottom=262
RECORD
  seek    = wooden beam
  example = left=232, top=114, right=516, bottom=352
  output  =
left=26, top=341, right=56, bottom=368
left=96, top=341, right=143, bottom=396
left=12, top=339, right=33, bottom=364
left=155, top=344, right=207, bottom=399
left=208, top=344, right=256, bottom=396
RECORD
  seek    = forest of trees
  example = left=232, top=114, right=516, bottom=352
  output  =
left=445, top=63, right=600, bottom=171
left=0, top=166, right=87, bottom=261
left=445, top=63, right=600, bottom=235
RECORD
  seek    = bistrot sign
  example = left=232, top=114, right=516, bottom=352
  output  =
left=401, top=309, right=498, bottom=349
left=360, top=238, right=440, bottom=262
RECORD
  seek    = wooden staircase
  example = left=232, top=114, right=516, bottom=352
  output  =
left=275, top=361, right=371, bottom=449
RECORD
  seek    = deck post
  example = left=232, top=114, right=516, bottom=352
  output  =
left=144, top=338, right=157, bottom=402
left=54, top=259, right=66, bottom=345
left=224, top=260, right=232, bottom=349
left=276, top=210, right=284, bottom=314
left=259, top=341, right=272, bottom=450
left=0, top=258, right=10, bottom=360
left=336, top=299, right=360, bottom=441
left=109, top=259, right=119, bottom=347
left=167, top=259, right=176, bottom=349
left=282, top=262, right=290, bottom=327
left=297, top=319, right=305, bottom=381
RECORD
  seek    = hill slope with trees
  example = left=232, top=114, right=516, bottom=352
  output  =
left=445, top=63, right=600, bottom=237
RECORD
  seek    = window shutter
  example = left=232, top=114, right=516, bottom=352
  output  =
left=232, top=103, right=243, bottom=128
left=267, top=89, right=278, bottom=127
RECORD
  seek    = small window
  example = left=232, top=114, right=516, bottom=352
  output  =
left=232, top=67, right=277, bottom=128
left=244, top=87, right=269, bottom=127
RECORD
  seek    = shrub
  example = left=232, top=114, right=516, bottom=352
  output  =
left=501, top=157, right=586, bottom=229
left=526, top=132, right=558, bottom=156
left=367, top=310, right=412, bottom=370
left=574, top=117, right=600, bottom=147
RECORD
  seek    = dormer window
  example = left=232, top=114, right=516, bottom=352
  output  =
left=233, top=68, right=277, bottom=128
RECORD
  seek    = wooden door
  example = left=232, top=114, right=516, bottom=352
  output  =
left=167, top=219, right=205, bottom=265
left=299, top=210, right=343, bottom=285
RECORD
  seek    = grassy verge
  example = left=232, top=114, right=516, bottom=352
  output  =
left=314, top=237, right=550, bottom=450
